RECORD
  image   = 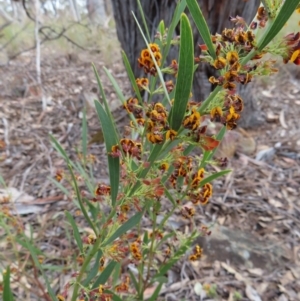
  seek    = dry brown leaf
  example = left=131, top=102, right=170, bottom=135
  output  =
left=218, top=216, right=226, bottom=225
left=194, top=282, right=204, bottom=297
left=280, top=271, right=295, bottom=286
left=221, top=262, right=245, bottom=282
left=258, top=216, right=272, bottom=222
left=279, top=110, right=288, bottom=129
left=277, top=284, right=287, bottom=293
left=257, top=282, right=269, bottom=295
left=245, top=285, right=262, bottom=301
left=248, top=268, right=264, bottom=276
left=266, top=111, right=278, bottom=122
left=290, top=267, right=300, bottom=279
left=268, top=198, right=283, bottom=208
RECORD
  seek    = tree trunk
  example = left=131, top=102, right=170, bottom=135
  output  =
left=86, top=0, right=107, bottom=26
left=111, top=0, right=262, bottom=128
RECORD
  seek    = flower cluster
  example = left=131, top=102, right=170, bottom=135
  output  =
left=111, top=138, right=142, bottom=160
left=189, top=244, right=203, bottom=261
left=283, top=32, right=300, bottom=65
left=146, top=102, right=169, bottom=143
left=130, top=240, right=142, bottom=261
left=138, top=43, right=162, bottom=75
left=135, top=77, right=149, bottom=90
left=115, top=276, right=130, bottom=293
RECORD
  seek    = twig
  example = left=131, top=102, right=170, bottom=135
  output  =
left=34, top=0, right=46, bottom=110
left=22, top=0, right=35, bottom=22
left=31, top=257, right=53, bottom=301
left=39, top=26, right=89, bottom=51
left=2, top=118, right=10, bottom=158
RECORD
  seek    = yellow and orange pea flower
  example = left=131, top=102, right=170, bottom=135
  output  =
left=95, top=183, right=111, bottom=196
left=183, top=107, right=201, bottom=131
left=284, top=32, right=300, bottom=65
left=135, top=77, right=149, bottom=90
left=138, top=43, right=162, bottom=75
left=189, top=244, right=203, bottom=261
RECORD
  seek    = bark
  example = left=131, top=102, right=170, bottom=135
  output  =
left=111, top=0, right=262, bottom=128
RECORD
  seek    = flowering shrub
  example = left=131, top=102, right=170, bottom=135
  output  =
left=2, top=1, right=300, bottom=301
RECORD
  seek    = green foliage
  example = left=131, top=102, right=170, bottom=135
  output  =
left=170, top=13, right=194, bottom=130
left=1, top=1, right=299, bottom=300
left=3, top=267, right=15, bottom=301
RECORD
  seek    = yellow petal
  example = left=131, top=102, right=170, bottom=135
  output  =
left=290, top=50, right=300, bottom=62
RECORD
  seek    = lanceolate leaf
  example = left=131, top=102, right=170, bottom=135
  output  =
left=170, top=13, right=194, bottom=131
left=200, top=170, right=231, bottom=186
left=257, top=0, right=300, bottom=51
left=3, top=267, right=14, bottom=301
left=122, top=51, right=142, bottom=104
left=65, top=211, right=83, bottom=253
left=92, top=65, right=120, bottom=207
left=186, top=0, right=216, bottom=59
left=162, top=0, right=187, bottom=65
left=103, top=211, right=144, bottom=247
left=94, top=101, right=120, bottom=206
left=92, top=260, right=117, bottom=289
left=83, top=250, right=103, bottom=286
left=81, top=107, right=88, bottom=162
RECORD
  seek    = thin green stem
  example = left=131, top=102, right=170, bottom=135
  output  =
left=145, top=205, right=157, bottom=284
left=71, top=238, right=102, bottom=301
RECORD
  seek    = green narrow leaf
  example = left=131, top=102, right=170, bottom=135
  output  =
left=3, top=267, right=14, bottom=301
left=107, top=291, right=123, bottom=301
left=50, top=134, right=69, bottom=161
left=186, top=0, right=216, bottom=59
left=0, top=174, right=6, bottom=186
left=154, top=235, right=194, bottom=278
left=170, top=13, right=194, bottom=131
left=128, top=143, right=165, bottom=197
left=48, top=177, right=70, bottom=197
left=74, top=161, right=94, bottom=195
left=23, top=237, right=57, bottom=300
left=92, top=65, right=122, bottom=143
left=128, top=269, right=139, bottom=292
left=137, top=0, right=151, bottom=41
left=92, top=261, right=117, bottom=289
left=15, top=237, right=43, bottom=255
left=50, top=136, right=97, bottom=235
left=200, top=169, right=231, bottom=186
left=103, top=67, right=126, bottom=103
left=94, top=101, right=120, bottom=206
left=83, top=250, right=103, bottom=286
left=82, top=107, right=88, bottom=163
left=162, top=0, right=187, bottom=65
left=257, top=0, right=300, bottom=51
left=65, top=211, right=83, bottom=253
left=148, top=282, right=164, bottom=301
left=111, top=262, right=121, bottom=287
left=103, top=211, right=144, bottom=246
left=122, top=51, right=142, bottom=104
